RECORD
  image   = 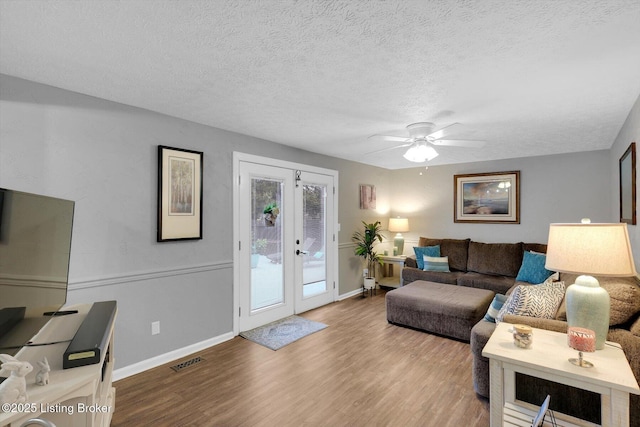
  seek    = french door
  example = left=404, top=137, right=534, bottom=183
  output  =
left=234, top=154, right=337, bottom=333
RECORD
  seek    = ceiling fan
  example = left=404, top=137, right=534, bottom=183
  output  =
left=367, top=122, right=485, bottom=162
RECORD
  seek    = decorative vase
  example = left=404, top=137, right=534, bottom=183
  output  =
left=565, top=275, right=610, bottom=350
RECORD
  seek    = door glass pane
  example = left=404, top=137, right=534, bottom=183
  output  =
left=302, top=184, right=327, bottom=298
left=251, top=177, right=284, bottom=311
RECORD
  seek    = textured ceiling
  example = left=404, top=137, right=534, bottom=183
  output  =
left=1, top=0, right=640, bottom=169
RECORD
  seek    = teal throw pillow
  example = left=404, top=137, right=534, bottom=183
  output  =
left=515, top=251, right=555, bottom=284
left=413, top=245, right=440, bottom=269
left=484, top=294, right=507, bottom=323
left=423, top=255, right=450, bottom=272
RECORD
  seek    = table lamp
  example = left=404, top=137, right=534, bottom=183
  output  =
left=388, top=217, right=409, bottom=256
left=545, top=220, right=637, bottom=349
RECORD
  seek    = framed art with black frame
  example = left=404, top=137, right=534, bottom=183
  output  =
left=157, top=145, right=203, bottom=242
left=454, top=170, right=520, bottom=224
left=619, top=142, right=636, bottom=225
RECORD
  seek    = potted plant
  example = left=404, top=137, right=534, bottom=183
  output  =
left=352, top=221, right=384, bottom=290
left=263, top=202, right=280, bottom=226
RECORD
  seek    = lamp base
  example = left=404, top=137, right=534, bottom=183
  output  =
left=394, top=234, right=404, bottom=256
left=569, top=351, right=593, bottom=368
left=566, top=275, right=610, bottom=350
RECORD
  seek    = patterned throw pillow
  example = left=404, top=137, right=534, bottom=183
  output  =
left=484, top=294, right=508, bottom=323
left=515, top=251, right=556, bottom=284
left=423, top=255, right=450, bottom=272
left=413, top=245, right=440, bottom=270
left=497, top=278, right=565, bottom=322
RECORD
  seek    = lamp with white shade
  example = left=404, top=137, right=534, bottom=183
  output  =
left=545, top=220, right=637, bottom=349
left=388, top=217, right=409, bottom=256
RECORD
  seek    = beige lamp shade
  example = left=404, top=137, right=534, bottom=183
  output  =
left=388, top=217, right=409, bottom=233
left=545, top=223, right=636, bottom=276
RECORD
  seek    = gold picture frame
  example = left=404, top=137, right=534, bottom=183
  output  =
left=454, top=171, right=520, bottom=224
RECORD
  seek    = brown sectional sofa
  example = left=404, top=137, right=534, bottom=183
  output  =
left=390, top=237, right=640, bottom=426
left=402, top=237, right=548, bottom=293
left=471, top=273, right=640, bottom=426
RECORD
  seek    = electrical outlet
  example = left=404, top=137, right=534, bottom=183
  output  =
left=151, top=321, right=160, bottom=335
left=363, top=268, right=368, bottom=277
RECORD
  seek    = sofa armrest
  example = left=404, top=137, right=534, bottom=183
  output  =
left=502, top=315, right=568, bottom=334
left=405, top=255, right=417, bottom=269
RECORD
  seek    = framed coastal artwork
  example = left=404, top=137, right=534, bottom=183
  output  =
left=619, top=142, right=636, bottom=225
left=454, top=171, right=520, bottom=224
left=157, top=145, right=203, bottom=241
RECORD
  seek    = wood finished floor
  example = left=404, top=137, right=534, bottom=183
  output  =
left=111, top=289, right=490, bottom=426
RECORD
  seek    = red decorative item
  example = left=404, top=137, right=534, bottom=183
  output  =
left=567, top=327, right=596, bottom=367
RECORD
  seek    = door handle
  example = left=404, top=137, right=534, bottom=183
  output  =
left=296, top=250, right=309, bottom=255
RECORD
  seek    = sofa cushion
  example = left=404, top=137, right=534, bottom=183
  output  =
left=467, top=241, right=524, bottom=277
left=423, top=255, right=450, bottom=272
left=483, top=293, right=507, bottom=323
left=630, top=316, right=640, bottom=337
left=418, top=237, right=470, bottom=272
left=602, top=277, right=640, bottom=326
left=497, top=279, right=565, bottom=322
left=515, top=251, right=556, bottom=284
left=523, top=243, right=548, bottom=254
left=402, top=267, right=464, bottom=285
left=457, top=272, right=515, bottom=294
left=413, top=245, right=440, bottom=270
left=557, top=274, right=640, bottom=326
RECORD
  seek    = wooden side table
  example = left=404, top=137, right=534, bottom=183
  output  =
left=378, top=255, right=406, bottom=288
left=482, top=322, right=639, bottom=427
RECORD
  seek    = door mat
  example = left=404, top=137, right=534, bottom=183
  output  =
left=240, top=315, right=327, bottom=350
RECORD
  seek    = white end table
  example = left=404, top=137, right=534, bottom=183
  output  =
left=378, top=255, right=406, bottom=288
left=482, top=321, right=639, bottom=427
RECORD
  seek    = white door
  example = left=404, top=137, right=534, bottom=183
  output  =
left=294, top=171, right=335, bottom=313
left=235, top=155, right=337, bottom=333
left=238, top=162, right=295, bottom=331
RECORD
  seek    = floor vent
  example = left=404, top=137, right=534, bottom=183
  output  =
left=170, top=356, right=204, bottom=372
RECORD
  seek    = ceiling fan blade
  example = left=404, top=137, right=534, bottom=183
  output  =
left=431, top=139, right=486, bottom=148
left=368, top=134, right=411, bottom=143
left=365, top=143, right=412, bottom=155
left=427, top=122, right=460, bottom=140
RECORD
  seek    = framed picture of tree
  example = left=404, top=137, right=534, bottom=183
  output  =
left=157, top=145, right=203, bottom=241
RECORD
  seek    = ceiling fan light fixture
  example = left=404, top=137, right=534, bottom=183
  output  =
left=403, top=144, right=438, bottom=162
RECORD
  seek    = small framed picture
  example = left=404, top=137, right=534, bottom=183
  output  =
left=359, top=184, right=376, bottom=209
left=454, top=171, right=520, bottom=223
left=157, top=145, right=203, bottom=241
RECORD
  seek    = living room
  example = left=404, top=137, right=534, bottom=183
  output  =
left=1, top=2, right=640, bottom=426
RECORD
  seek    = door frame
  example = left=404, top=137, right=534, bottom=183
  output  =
left=232, top=152, right=339, bottom=336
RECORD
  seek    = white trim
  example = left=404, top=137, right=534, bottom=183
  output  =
left=68, top=261, right=233, bottom=290
left=338, top=288, right=363, bottom=301
left=112, top=331, right=234, bottom=381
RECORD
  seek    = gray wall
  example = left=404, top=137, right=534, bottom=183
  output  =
left=0, top=74, right=376, bottom=370
left=0, top=73, right=628, bottom=375
left=610, top=92, right=640, bottom=267
left=384, top=150, right=611, bottom=252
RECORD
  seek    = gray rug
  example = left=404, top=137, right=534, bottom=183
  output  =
left=240, top=315, right=327, bottom=350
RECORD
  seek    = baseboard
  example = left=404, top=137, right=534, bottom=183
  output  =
left=338, top=288, right=363, bottom=301
left=113, top=331, right=234, bottom=381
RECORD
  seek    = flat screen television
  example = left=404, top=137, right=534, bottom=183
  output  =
left=0, top=188, right=74, bottom=357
